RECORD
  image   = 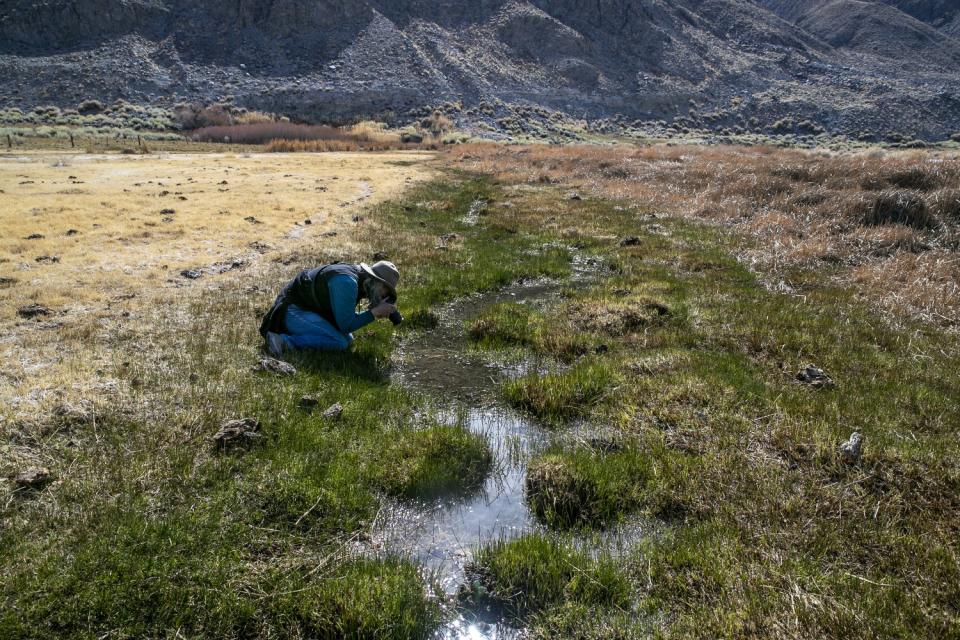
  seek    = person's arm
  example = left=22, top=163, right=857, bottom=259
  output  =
left=327, top=274, right=375, bottom=333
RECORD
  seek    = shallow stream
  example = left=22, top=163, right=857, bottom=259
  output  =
left=384, top=260, right=649, bottom=638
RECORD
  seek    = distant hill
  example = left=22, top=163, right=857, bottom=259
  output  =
left=758, top=0, right=960, bottom=65
left=879, top=0, right=960, bottom=36
left=1, top=0, right=958, bottom=140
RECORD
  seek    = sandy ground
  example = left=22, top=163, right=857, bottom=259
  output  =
left=0, top=151, right=435, bottom=420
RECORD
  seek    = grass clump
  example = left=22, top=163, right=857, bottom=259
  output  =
left=565, top=294, right=673, bottom=336
left=468, top=301, right=589, bottom=359
left=268, top=557, right=441, bottom=639
left=525, top=449, right=653, bottom=528
left=858, top=189, right=938, bottom=229
left=503, top=359, right=620, bottom=423
left=369, top=424, right=492, bottom=499
left=472, top=534, right=631, bottom=616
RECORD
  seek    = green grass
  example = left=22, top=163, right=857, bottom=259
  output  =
left=368, top=423, right=493, bottom=499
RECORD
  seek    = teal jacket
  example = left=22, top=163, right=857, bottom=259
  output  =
left=259, top=263, right=374, bottom=337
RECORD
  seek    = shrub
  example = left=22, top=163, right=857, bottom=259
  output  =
left=422, top=110, right=453, bottom=136
left=196, top=104, right=233, bottom=128
left=347, top=120, right=400, bottom=144
left=232, top=110, right=275, bottom=125
left=77, top=99, right=104, bottom=115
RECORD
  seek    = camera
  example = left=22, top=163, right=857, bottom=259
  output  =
left=385, top=295, right=403, bottom=326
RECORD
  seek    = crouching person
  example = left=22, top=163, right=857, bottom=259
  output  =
left=259, top=261, right=399, bottom=355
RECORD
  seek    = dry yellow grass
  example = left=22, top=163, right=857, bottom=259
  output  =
left=0, top=151, right=435, bottom=421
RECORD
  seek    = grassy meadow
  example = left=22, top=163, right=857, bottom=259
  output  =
left=1, top=142, right=958, bottom=639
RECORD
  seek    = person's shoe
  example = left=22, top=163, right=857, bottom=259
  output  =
left=266, top=332, right=286, bottom=357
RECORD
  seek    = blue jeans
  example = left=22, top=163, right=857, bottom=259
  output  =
left=281, top=304, right=354, bottom=352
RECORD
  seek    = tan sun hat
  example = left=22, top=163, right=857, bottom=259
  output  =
left=360, top=260, right=399, bottom=298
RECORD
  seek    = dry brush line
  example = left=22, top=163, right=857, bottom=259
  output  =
left=449, top=144, right=960, bottom=328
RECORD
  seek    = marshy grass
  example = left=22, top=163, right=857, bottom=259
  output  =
left=368, top=423, right=493, bottom=499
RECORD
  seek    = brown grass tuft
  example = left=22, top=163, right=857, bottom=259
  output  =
left=858, top=190, right=937, bottom=229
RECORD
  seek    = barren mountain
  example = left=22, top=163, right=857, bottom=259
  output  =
left=1, top=0, right=959, bottom=139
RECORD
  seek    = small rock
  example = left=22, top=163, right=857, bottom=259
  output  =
left=568, top=192, right=582, bottom=200
left=796, top=364, right=834, bottom=388
left=35, top=255, right=60, bottom=264
left=322, top=403, right=344, bottom=419
left=24, top=233, right=44, bottom=240
left=244, top=216, right=262, bottom=224
left=65, top=229, right=79, bottom=236
left=17, top=303, right=52, bottom=319
left=180, top=269, right=203, bottom=279
left=212, top=418, right=262, bottom=448
left=14, top=467, right=53, bottom=490
left=618, top=236, right=641, bottom=247
left=439, top=232, right=459, bottom=242
left=0, top=277, right=18, bottom=287
left=298, top=395, right=319, bottom=410
left=160, top=208, right=175, bottom=215
left=252, top=358, right=297, bottom=376
left=839, top=431, right=863, bottom=464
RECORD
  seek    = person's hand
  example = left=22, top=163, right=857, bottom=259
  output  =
left=371, top=301, right=397, bottom=319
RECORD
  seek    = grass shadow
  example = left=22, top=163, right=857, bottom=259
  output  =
left=289, top=347, right=390, bottom=385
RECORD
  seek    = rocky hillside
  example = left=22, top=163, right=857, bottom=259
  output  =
left=1, top=0, right=959, bottom=140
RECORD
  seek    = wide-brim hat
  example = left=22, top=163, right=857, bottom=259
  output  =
left=360, top=260, right=399, bottom=298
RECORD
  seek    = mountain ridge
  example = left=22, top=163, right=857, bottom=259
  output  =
left=1, top=0, right=958, bottom=139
